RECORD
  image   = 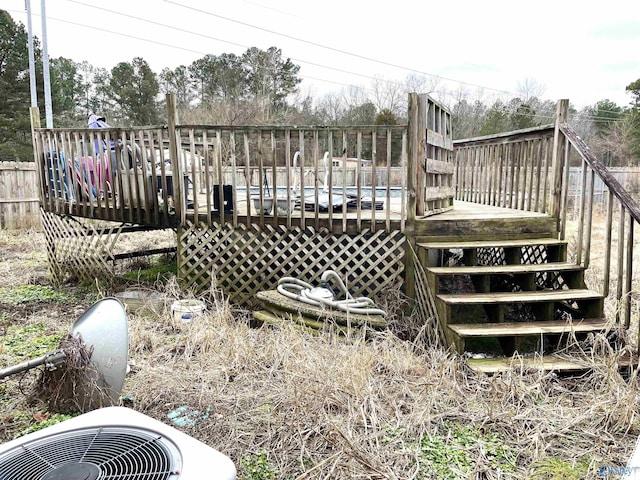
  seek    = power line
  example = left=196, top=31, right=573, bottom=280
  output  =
left=162, top=0, right=515, bottom=96
left=5, top=8, right=375, bottom=95
left=6, top=8, right=207, bottom=56
left=65, top=0, right=247, bottom=50
left=6, top=6, right=630, bottom=124
left=64, top=0, right=408, bottom=90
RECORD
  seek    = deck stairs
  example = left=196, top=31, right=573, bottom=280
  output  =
left=419, top=234, right=607, bottom=373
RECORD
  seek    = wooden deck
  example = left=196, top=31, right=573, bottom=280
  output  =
left=32, top=96, right=640, bottom=372
left=189, top=189, right=406, bottom=234
left=425, top=201, right=549, bottom=221
left=415, top=201, right=556, bottom=242
left=187, top=199, right=553, bottom=236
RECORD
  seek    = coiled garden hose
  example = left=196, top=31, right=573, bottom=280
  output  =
left=276, top=270, right=386, bottom=317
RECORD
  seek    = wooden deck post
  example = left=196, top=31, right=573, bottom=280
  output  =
left=404, top=93, right=419, bottom=306
left=549, top=99, right=569, bottom=228
left=416, top=94, right=427, bottom=217
left=166, top=93, right=184, bottom=225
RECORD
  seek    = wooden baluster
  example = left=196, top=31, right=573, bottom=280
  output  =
left=299, top=129, right=306, bottom=230
left=583, top=169, right=595, bottom=269
left=559, top=138, right=571, bottom=240
left=624, top=210, right=633, bottom=329
left=386, top=128, right=392, bottom=232
left=602, top=190, right=614, bottom=297
left=576, top=158, right=588, bottom=264
left=230, top=131, right=238, bottom=228
left=243, top=132, right=251, bottom=228
left=616, top=205, right=626, bottom=326
left=356, top=131, right=362, bottom=232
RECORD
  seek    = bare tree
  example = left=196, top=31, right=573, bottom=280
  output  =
left=403, top=73, right=441, bottom=96
left=516, top=78, right=547, bottom=102
left=371, top=76, right=404, bottom=117
left=315, top=93, right=345, bottom=124
left=341, top=85, right=369, bottom=112
left=588, top=116, right=637, bottom=166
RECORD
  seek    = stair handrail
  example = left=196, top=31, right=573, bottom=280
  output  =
left=559, top=124, right=640, bottom=224
left=557, top=123, right=639, bottom=334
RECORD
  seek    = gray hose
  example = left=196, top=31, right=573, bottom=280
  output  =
left=277, top=271, right=386, bottom=317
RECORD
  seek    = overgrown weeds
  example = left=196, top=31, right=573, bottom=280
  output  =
left=2, top=283, right=639, bottom=478
left=2, top=230, right=640, bottom=479
left=121, top=300, right=640, bottom=479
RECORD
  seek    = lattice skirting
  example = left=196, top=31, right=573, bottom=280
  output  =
left=177, top=221, right=406, bottom=306
left=477, top=245, right=568, bottom=291
left=40, top=209, right=121, bottom=284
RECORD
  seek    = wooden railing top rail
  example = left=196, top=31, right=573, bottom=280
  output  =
left=33, top=125, right=409, bottom=135
left=33, top=126, right=166, bottom=134
left=175, top=124, right=408, bottom=132
left=453, top=124, right=555, bottom=147
left=560, top=124, right=640, bottom=224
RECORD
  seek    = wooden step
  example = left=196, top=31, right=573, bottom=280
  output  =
left=438, top=289, right=602, bottom=306
left=449, top=318, right=608, bottom=338
left=418, top=237, right=565, bottom=250
left=428, top=262, right=583, bottom=276
left=466, top=354, right=593, bottom=373
left=468, top=353, right=638, bottom=373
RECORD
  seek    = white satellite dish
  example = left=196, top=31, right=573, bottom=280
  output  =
left=0, top=297, right=129, bottom=404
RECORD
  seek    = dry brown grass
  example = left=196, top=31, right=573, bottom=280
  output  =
left=2, top=229, right=640, bottom=478
left=122, top=300, right=640, bottom=479
left=565, top=202, right=640, bottom=346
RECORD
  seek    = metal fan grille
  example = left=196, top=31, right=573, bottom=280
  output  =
left=0, top=426, right=181, bottom=480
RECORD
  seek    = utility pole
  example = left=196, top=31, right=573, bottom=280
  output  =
left=40, top=0, right=53, bottom=128
left=25, top=0, right=38, bottom=108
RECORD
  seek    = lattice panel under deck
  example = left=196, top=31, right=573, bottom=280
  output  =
left=477, top=245, right=549, bottom=267
left=41, top=209, right=121, bottom=284
left=477, top=247, right=506, bottom=267
left=177, top=222, right=406, bottom=305
left=477, top=245, right=569, bottom=291
left=521, top=245, right=548, bottom=265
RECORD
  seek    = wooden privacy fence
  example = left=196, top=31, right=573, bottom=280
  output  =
left=0, top=162, right=40, bottom=228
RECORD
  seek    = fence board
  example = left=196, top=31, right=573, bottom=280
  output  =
left=0, top=162, right=41, bottom=229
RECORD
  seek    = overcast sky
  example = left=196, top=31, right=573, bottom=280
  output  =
left=4, top=0, right=640, bottom=110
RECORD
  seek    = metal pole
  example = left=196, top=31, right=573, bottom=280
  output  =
left=40, top=0, right=53, bottom=128
left=25, top=0, right=38, bottom=107
left=0, top=350, right=66, bottom=380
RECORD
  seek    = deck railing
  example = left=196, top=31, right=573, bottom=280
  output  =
left=172, top=124, right=408, bottom=234
left=454, top=124, right=555, bottom=213
left=30, top=97, right=408, bottom=234
left=453, top=99, right=640, bottom=336
left=30, top=117, right=175, bottom=226
left=558, top=124, right=640, bottom=333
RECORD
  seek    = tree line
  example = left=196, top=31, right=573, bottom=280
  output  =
left=1, top=9, right=639, bottom=167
